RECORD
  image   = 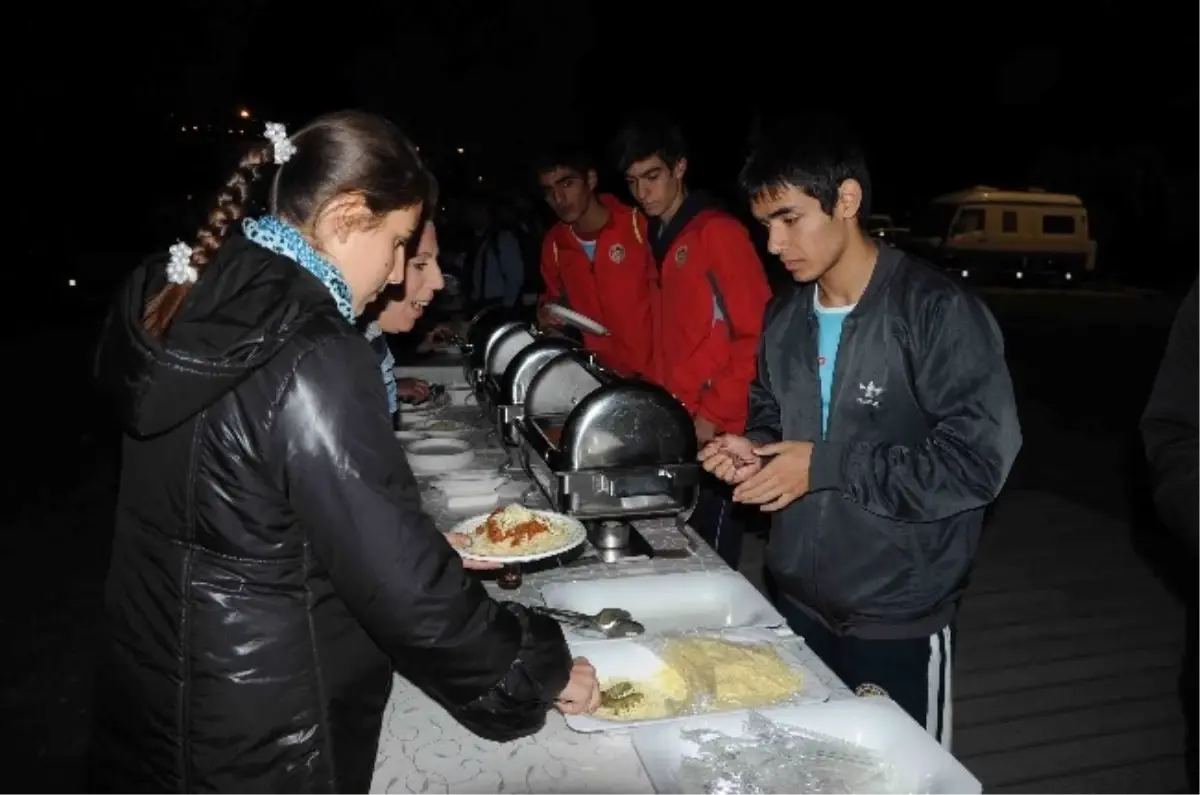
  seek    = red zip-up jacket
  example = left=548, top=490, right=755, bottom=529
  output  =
left=538, top=194, right=656, bottom=377
left=650, top=198, right=771, bottom=434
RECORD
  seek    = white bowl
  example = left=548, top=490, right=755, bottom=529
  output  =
left=434, top=475, right=508, bottom=497
left=394, top=430, right=425, bottom=442
left=405, top=438, right=475, bottom=475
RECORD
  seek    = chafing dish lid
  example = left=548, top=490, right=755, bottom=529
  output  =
left=486, top=324, right=538, bottom=378
left=500, top=336, right=581, bottom=406
left=524, top=349, right=605, bottom=419
left=467, top=307, right=521, bottom=371
left=557, top=379, right=697, bottom=470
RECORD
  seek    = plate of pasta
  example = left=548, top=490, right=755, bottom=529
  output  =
left=446, top=504, right=588, bottom=563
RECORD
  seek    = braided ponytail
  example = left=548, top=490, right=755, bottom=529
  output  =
left=142, top=143, right=274, bottom=338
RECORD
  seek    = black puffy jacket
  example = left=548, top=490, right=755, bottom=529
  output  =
left=88, top=235, right=572, bottom=793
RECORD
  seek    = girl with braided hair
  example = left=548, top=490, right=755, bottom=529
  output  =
left=90, top=110, right=598, bottom=793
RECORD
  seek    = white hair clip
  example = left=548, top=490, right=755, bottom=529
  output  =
left=166, top=241, right=198, bottom=285
left=264, top=121, right=297, bottom=165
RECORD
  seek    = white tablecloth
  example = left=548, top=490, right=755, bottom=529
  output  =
left=373, top=367, right=853, bottom=793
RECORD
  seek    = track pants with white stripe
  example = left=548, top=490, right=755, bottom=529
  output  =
left=777, top=595, right=956, bottom=749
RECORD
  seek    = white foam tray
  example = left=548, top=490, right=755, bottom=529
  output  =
left=541, top=570, right=787, bottom=639
left=563, top=627, right=831, bottom=734
left=632, top=698, right=981, bottom=794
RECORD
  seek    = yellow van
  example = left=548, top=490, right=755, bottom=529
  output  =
left=908, top=186, right=1097, bottom=283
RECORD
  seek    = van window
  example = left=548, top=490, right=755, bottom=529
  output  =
left=1002, top=211, right=1018, bottom=233
left=951, top=208, right=986, bottom=236
left=1042, top=214, right=1076, bottom=235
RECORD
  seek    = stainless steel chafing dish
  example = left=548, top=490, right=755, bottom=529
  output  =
left=463, top=305, right=523, bottom=390
left=480, top=323, right=539, bottom=408
left=517, top=349, right=701, bottom=533
left=492, top=336, right=581, bottom=444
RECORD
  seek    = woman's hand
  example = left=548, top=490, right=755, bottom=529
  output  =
left=396, top=377, right=431, bottom=403
left=444, top=533, right=502, bottom=571
left=555, top=657, right=601, bottom=715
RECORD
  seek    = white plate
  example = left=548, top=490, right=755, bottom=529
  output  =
left=445, top=493, right=500, bottom=513
left=562, top=627, right=831, bottom=733
left=445, top=509, right=587, bottom=563
left=420, top=420, right=471, bottom=439
left=545, top=303, right=609, bottom=336
left=541, top=571, right=786, bottom=638
left=394, top=430, right=426, bottom=442
left=405, top=438, right=475, bottom=475
left=434, top=475, right=508, bottom=497
left=401, top=402, right=441, bottom=417
left=438, top=467, right=502, bottom=480
left=633, top=699, right=981, bottom=794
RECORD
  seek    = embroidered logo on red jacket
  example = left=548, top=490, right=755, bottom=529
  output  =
left=609, top=243, right=625, bottom=263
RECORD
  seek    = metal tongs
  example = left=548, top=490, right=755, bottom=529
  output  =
left=531, top=606, right=645, bottom=638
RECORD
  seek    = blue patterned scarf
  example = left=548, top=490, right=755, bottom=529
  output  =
left=243, top=216, right=355, bottom=321
left=243, top=215, right=397, bottom=415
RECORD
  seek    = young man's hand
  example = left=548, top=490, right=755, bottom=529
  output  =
left=699, top=434, right=762, bottom=484
left=733, top=441, right=814, bottom=511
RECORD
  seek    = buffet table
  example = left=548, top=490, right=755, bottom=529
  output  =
left=370, top=366, right=854, bottom=794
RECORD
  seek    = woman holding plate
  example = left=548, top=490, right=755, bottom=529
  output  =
left=90, top=111, right=599, bottom=793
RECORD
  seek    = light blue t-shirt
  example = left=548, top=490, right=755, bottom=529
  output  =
left=814, top=289, right=855, bottom=438
left=573, top=230, right=598, bottom=262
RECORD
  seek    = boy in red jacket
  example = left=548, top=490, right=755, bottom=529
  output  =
left=533, top=146, right=656, bottom=379
left=611, top=115, right=772, bottom=567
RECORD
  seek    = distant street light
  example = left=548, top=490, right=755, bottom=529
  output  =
left=456, top=147, right=465, bottom=154
left=239, top=109, right=251, bottom=119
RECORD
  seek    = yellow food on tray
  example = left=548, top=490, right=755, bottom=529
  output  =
left=594, top=637, right=803, bottom=722
left=462, top=504, right=573, bottom=557
left=661, top=636, right=802, bottom=710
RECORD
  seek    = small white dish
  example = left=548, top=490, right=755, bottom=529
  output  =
left=435, top=474, right=508, bottom=497
left=405, top=438, right=475, bottom=475
left=446, top=493, right=499, bottom=513
left=419, top=420, right=470, bottom=439
left=394, top=430, right=425, bottom=442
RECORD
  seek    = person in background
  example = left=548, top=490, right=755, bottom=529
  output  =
left=534, top=145, right=655, bottom=378
left=1140, top=279, right=1198, bottom=791
left=611, top=114, right=771, bottom=568
left=495, top=194, right=543, bottom=310
left=89, top=111, right=599, bottom=793
left=463, top=193, right=525, bottom=310
left=700, top=117, right=1022, bottom=747
left=369, top=219, right=448, bottom=410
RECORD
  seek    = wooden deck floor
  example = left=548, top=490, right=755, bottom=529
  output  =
left=739, top=489, right=1192, bottom=793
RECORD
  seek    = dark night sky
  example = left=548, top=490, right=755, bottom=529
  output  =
left=15, top=0, right=1198, bottom=286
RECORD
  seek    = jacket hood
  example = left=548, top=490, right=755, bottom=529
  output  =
left=95, top=234, right=340, bottom=439
left=648, top=189, right=719, bottom=262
